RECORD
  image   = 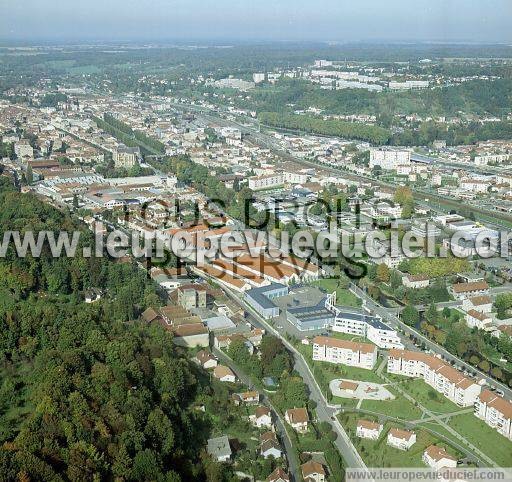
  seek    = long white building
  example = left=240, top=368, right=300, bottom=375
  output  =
left=369, top=148, right=411, bottom=170
left=387, top=349, right=481, bottom=407
left=312, top=336, right=377, bottom=370
left=248, top=173, right=284, bottom=190
left=326, top=293, right=403, bottom=349
left=389, top=80, right=429, bottom=90
left=474, top=390, right=512, bottom=441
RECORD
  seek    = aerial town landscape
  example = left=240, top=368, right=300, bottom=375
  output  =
left=1, top=1, right=512, bottom=481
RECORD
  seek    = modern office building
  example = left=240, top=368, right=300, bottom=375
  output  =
left=326, top=293, right=403, bottom=349
left=286, top=298, right=335, bottom=331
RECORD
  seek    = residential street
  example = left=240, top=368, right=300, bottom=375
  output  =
left=351, top=284, right=512, bottom=399
left=219, top=285, right=369, bottom=471
left=212, top=347, right=301, bottom=482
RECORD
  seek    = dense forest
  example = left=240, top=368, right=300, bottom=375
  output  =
left=259, top=111, right=391, bottom=144
left=0, top=178, right=235, bottom=481
left=246, top=78, right=512, bottom=118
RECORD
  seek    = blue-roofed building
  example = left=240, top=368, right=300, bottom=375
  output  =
left=286, top=297, right=335, bottom=331
left=245, top=283, right=289, bottom=319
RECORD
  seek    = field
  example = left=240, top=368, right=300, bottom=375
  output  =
left=448, top=414, right=512, bottom=467
left=338, top=414, right=461, bottom=468
left=398, top=378, right=461, bottom=414
left=360, top=390, right=423, bottom=420
left=309, top=279, right=362, bottom=308
left=330, top=331, right=368, bottom=343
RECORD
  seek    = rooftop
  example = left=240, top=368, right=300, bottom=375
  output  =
left=207, top=435, right=231, bottom=459
left=313, top=336, right=376, bottom=354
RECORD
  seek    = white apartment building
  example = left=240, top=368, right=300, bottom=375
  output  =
left=396, top=163, right=428, bottom=175
left=326, top=294, right=403, bottom=349
left=312, top=336, right=377, bottom=370
left=378, top=254, right=404, bottom=269
left=460, top=179, right=489, bottom=194
left=474, top=154, right=510, bottom=166
left=451, top=281, right=489, bottom=300
left=422, top=445, right=457, bottom=470
left=411, top=221, right=442, bottom=239
left=14, top=140, right=34, bottom=159
left=369, top=148, right=411, bottom=170
left=253, top=73, right=266, bottom=84
left=372, top=202, right=403, bottom=220
left=474, top=390, right=512, bottom=441
left=389, top=80, right=429, bottom=90
left=462, top=296, right=493, bottom=314
left=356, top=419, right=383, bottom=440
left=283, top=171, right=309, bottom=185
left=387, top=349, right=481, bottom=407
left=314, top=60, right=334, bottom=67
left=465, top=310, right=493, bottom=331
left=387, top=428, right=416, bottom=450
left=248, top=173, right=284, bottom=190
left=496, top=175, right=512, bottom=187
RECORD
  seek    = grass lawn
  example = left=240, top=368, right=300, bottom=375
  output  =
left=360, top=390, right=423, bottom=421
left=309, top=279, right=362, bottom=308
left=418, top=421, right=457, bottom=441
left=332, top=396, right=360, bottom=408
left=341, top=364, right=384, bottom=384
left=448, top=414, right=512, bottom=467
left=338, top=414, right=461, bottom=468
left=330, top=330, right=369, bottom=344
left=399, top=378, right=461, bottom=414
left=207, top=408, right=259, bottom=452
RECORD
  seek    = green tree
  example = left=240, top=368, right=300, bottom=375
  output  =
left=402, top=305, right=420, bottom=327
left=376, top=263, right=390, bottom=283
left=25, top=165, right=33, bottom=185
left=425, top=303, right=438, bottom=324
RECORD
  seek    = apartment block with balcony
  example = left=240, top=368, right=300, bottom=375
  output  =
left=387, top=349, right=481, bottom=407
left=474, top=390, right=512, bottom=441
left=312, top=336, right=377, bottom=370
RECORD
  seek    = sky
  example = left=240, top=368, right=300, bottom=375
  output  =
left=1, top=0, right=511, bottom=43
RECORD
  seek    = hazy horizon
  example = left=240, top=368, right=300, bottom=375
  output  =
left=1, top=0, right=511, bottom=44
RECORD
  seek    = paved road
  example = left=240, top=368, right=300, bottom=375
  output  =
left=212, top=347, right=301, bottom=482
left=216, top=285, right=369, bottom=471
left=490, top=285, right=512, bottom=295
left=379, top=369, right=497, bottom=467
left=351, top=284, right=512, bottom=400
